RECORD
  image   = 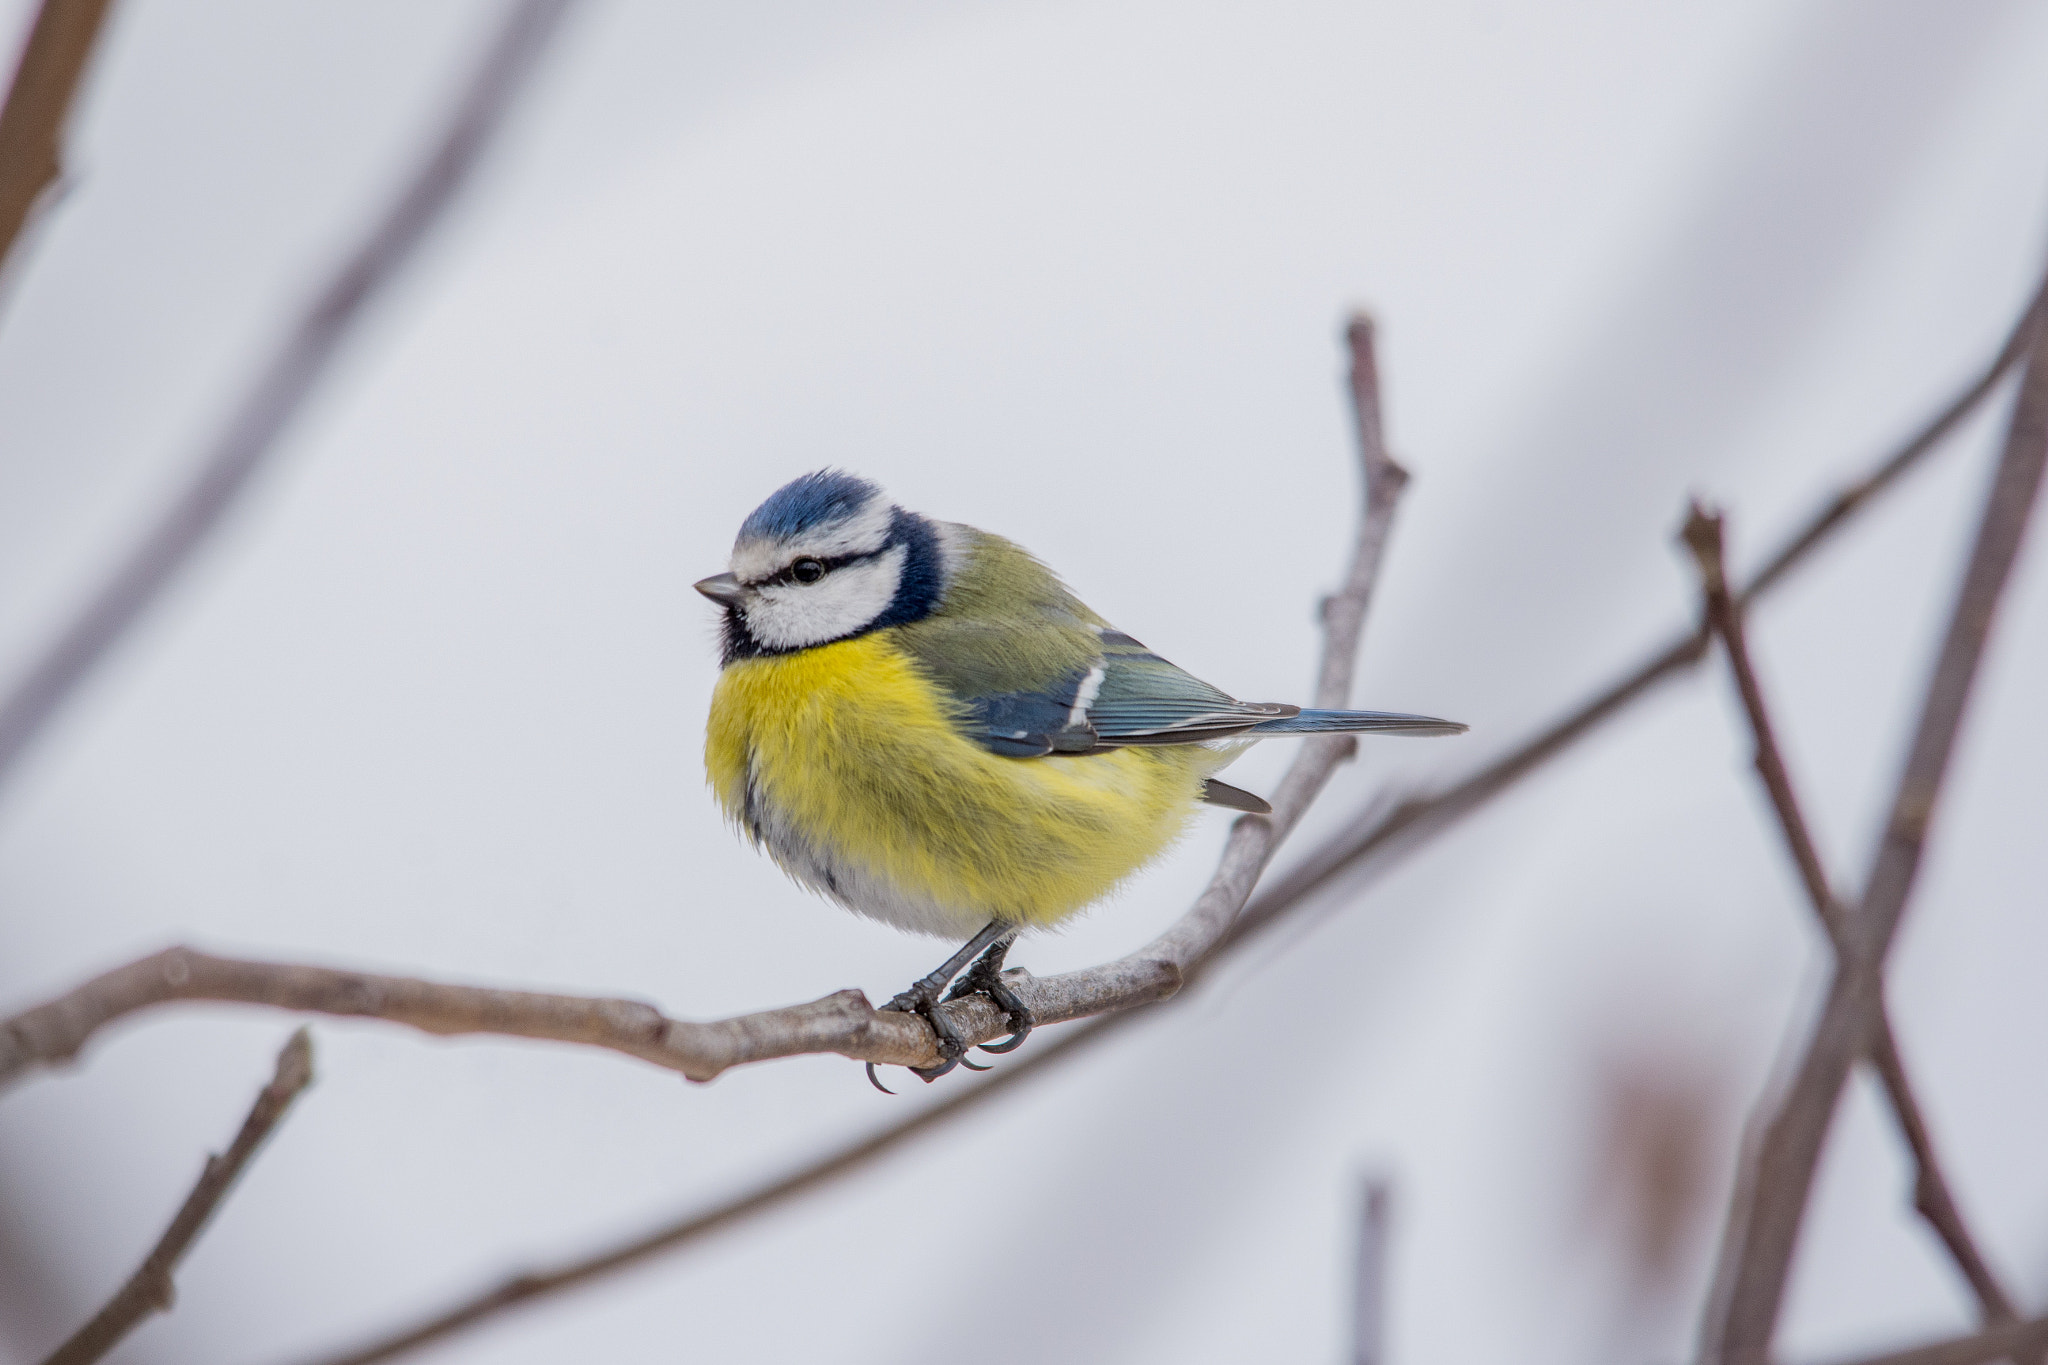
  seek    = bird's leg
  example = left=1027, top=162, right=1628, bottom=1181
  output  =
left=943, top=929, right=1034, bottom=1055
left=868, top=921, right=1010, bottom=1090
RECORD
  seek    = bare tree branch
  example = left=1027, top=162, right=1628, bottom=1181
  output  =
left=253, top=277, right=2047, bottom=1364
left=0, top=0, right=577, bottom=793
left=1682, top=506, right=1839, bottom=919
left=1699, top=284, right=2048, bottom=1365
left=0, top=0, right=112, bottom=276
left=262, top=314, right=1414, bottom=1365
left=0, top=945, right=913, bottom=1087
left=1683, top=505, right=2020, bottom=1328
left=1252, top=264, right=2048, bottom=922
left=40, top=1029, right=315, bottom=1365
left=0, top=314, right=1414, bottom=1090
left=1819, top=1316, right=2048, bottom=1365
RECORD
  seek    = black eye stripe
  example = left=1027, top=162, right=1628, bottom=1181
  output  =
left=753, top=547, right=882, bottom=587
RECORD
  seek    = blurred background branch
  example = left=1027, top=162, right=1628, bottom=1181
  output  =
left=39, top=1029, right=313, bottom=1365
left=0, top=0, right=576, bottom=793
left=0, top=0, right=113, bottom=282
left=1700, top=268, right=2048, bottom=1365
left=1684, top=506, right=2022, bottom=1334
left=1251, top=265, right=2048, bottom=925
left=1828, top=1313, right=2048, bottom=1365
left=1352, top=1179, right=1391, bottom=1365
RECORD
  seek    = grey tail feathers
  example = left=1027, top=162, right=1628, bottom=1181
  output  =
left=1245, top=708, right=1466, bottom=737
left=1200, top=778, right=1272, bottom=814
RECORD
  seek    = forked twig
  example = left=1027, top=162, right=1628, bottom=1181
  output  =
left=40, top=1030, right=316, bottom=1365
left=1251, top=264, right=2048, bottom=922
left=1683, top=506, right=2019, bottom=1327
left=1699, top=282, right=2048, bottom=1364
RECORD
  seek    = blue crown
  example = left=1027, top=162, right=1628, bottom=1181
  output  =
left=738, top=470, right=882, bottom=543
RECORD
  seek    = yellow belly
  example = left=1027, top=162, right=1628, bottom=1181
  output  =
left=705, top=633, right=1220, bottom=936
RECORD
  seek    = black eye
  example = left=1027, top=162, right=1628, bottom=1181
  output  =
left=791, top=558, right=826, bottom=584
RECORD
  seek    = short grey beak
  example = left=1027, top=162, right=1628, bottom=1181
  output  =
left=693, top=572, right=747, bottom=606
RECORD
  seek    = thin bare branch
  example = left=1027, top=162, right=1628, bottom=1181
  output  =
left=0, top=0, right=577, bottom=793
left=1818, top=1316, right=2048, bottom=1365
left=1683, top=505, right=2019, bottom=1327
left=231, top=315, right=1396, bottom=1363
left=1682, top=505, right=1839, bottom=921
left=1745, top=265, right=2048, bottom=605
left=1865, top=1025, right=2018, bottom=1327
left=264, top=284, right=2046, bottom=1365
left=1253, top=265, right=2048, bottom=923
left=0, top=945, right=919, bottom=1088
left=1700, top=285, right=2048, bottom=1365
left=41, top=1029, right=315, bottom=1365
left=1, top=316, right=1416, bottom=1089
left=0, top=0, right=112, bottom=274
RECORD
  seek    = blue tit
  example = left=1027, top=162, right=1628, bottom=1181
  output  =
left=697, top=470, right=1463, bottom=1083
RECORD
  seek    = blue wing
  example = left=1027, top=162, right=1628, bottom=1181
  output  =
left=935, top=627, right=1462, bottom=756
left=951, top=629, right=1294, bottom=756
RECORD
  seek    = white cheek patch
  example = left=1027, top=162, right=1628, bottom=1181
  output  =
left=729, top=500, right=897, bottom=583
left=743, top=544, right=906, bottom=649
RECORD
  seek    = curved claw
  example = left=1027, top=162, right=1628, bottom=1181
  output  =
left=977, top=1026, right=1031, bottom=1055
left=865, top=1062, right=897, bottom=1095
left=910, top=1056, right=960, bottom=1083
left=959, top=1055, right=994, bottom=1071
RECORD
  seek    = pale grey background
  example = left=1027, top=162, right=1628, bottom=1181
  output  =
left=1, top=3, right=2046, bottom=1362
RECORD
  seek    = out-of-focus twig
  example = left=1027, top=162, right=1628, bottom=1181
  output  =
left=1821, top=1315, right=2048, bottom=1365
left=1699, top=283, right=2048, bottom=1365
left=0, top=0, right=113, bottom=276
left=0, top=0, right=577, bottom=794
left=1684, top=506, right=2020, bottom=1330
left=1250, top=264, right=2048, bottom=923
left=40, top=1029, right=315, bottom=1365
left=1352, top=1179, right=1391, bottom=1365
left=288, top=1010, right=1133, bottom=1365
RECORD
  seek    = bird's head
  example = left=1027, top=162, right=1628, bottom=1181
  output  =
left=698, top=470, right=945, bottom=660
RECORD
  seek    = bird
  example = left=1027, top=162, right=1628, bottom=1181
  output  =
left=696, top=470, right=1464, bottom=1089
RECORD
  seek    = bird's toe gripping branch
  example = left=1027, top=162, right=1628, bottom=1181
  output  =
left=945, top=934, right=1034, bottom=1055
left=865, top=923, right=1034, bottom=1093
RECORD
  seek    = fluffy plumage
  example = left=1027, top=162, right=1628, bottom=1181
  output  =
left=701, top=472, right=1462, bottom=938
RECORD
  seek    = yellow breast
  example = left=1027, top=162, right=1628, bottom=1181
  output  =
left=705, top=633, right=1219, bottom=934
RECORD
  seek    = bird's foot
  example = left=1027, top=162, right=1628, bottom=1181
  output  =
left=944, top=935, right=1035, bottom=1056
left=868, top=977, right=972, bottom=1092
left=864, top=922, right=1031, bottom=1094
